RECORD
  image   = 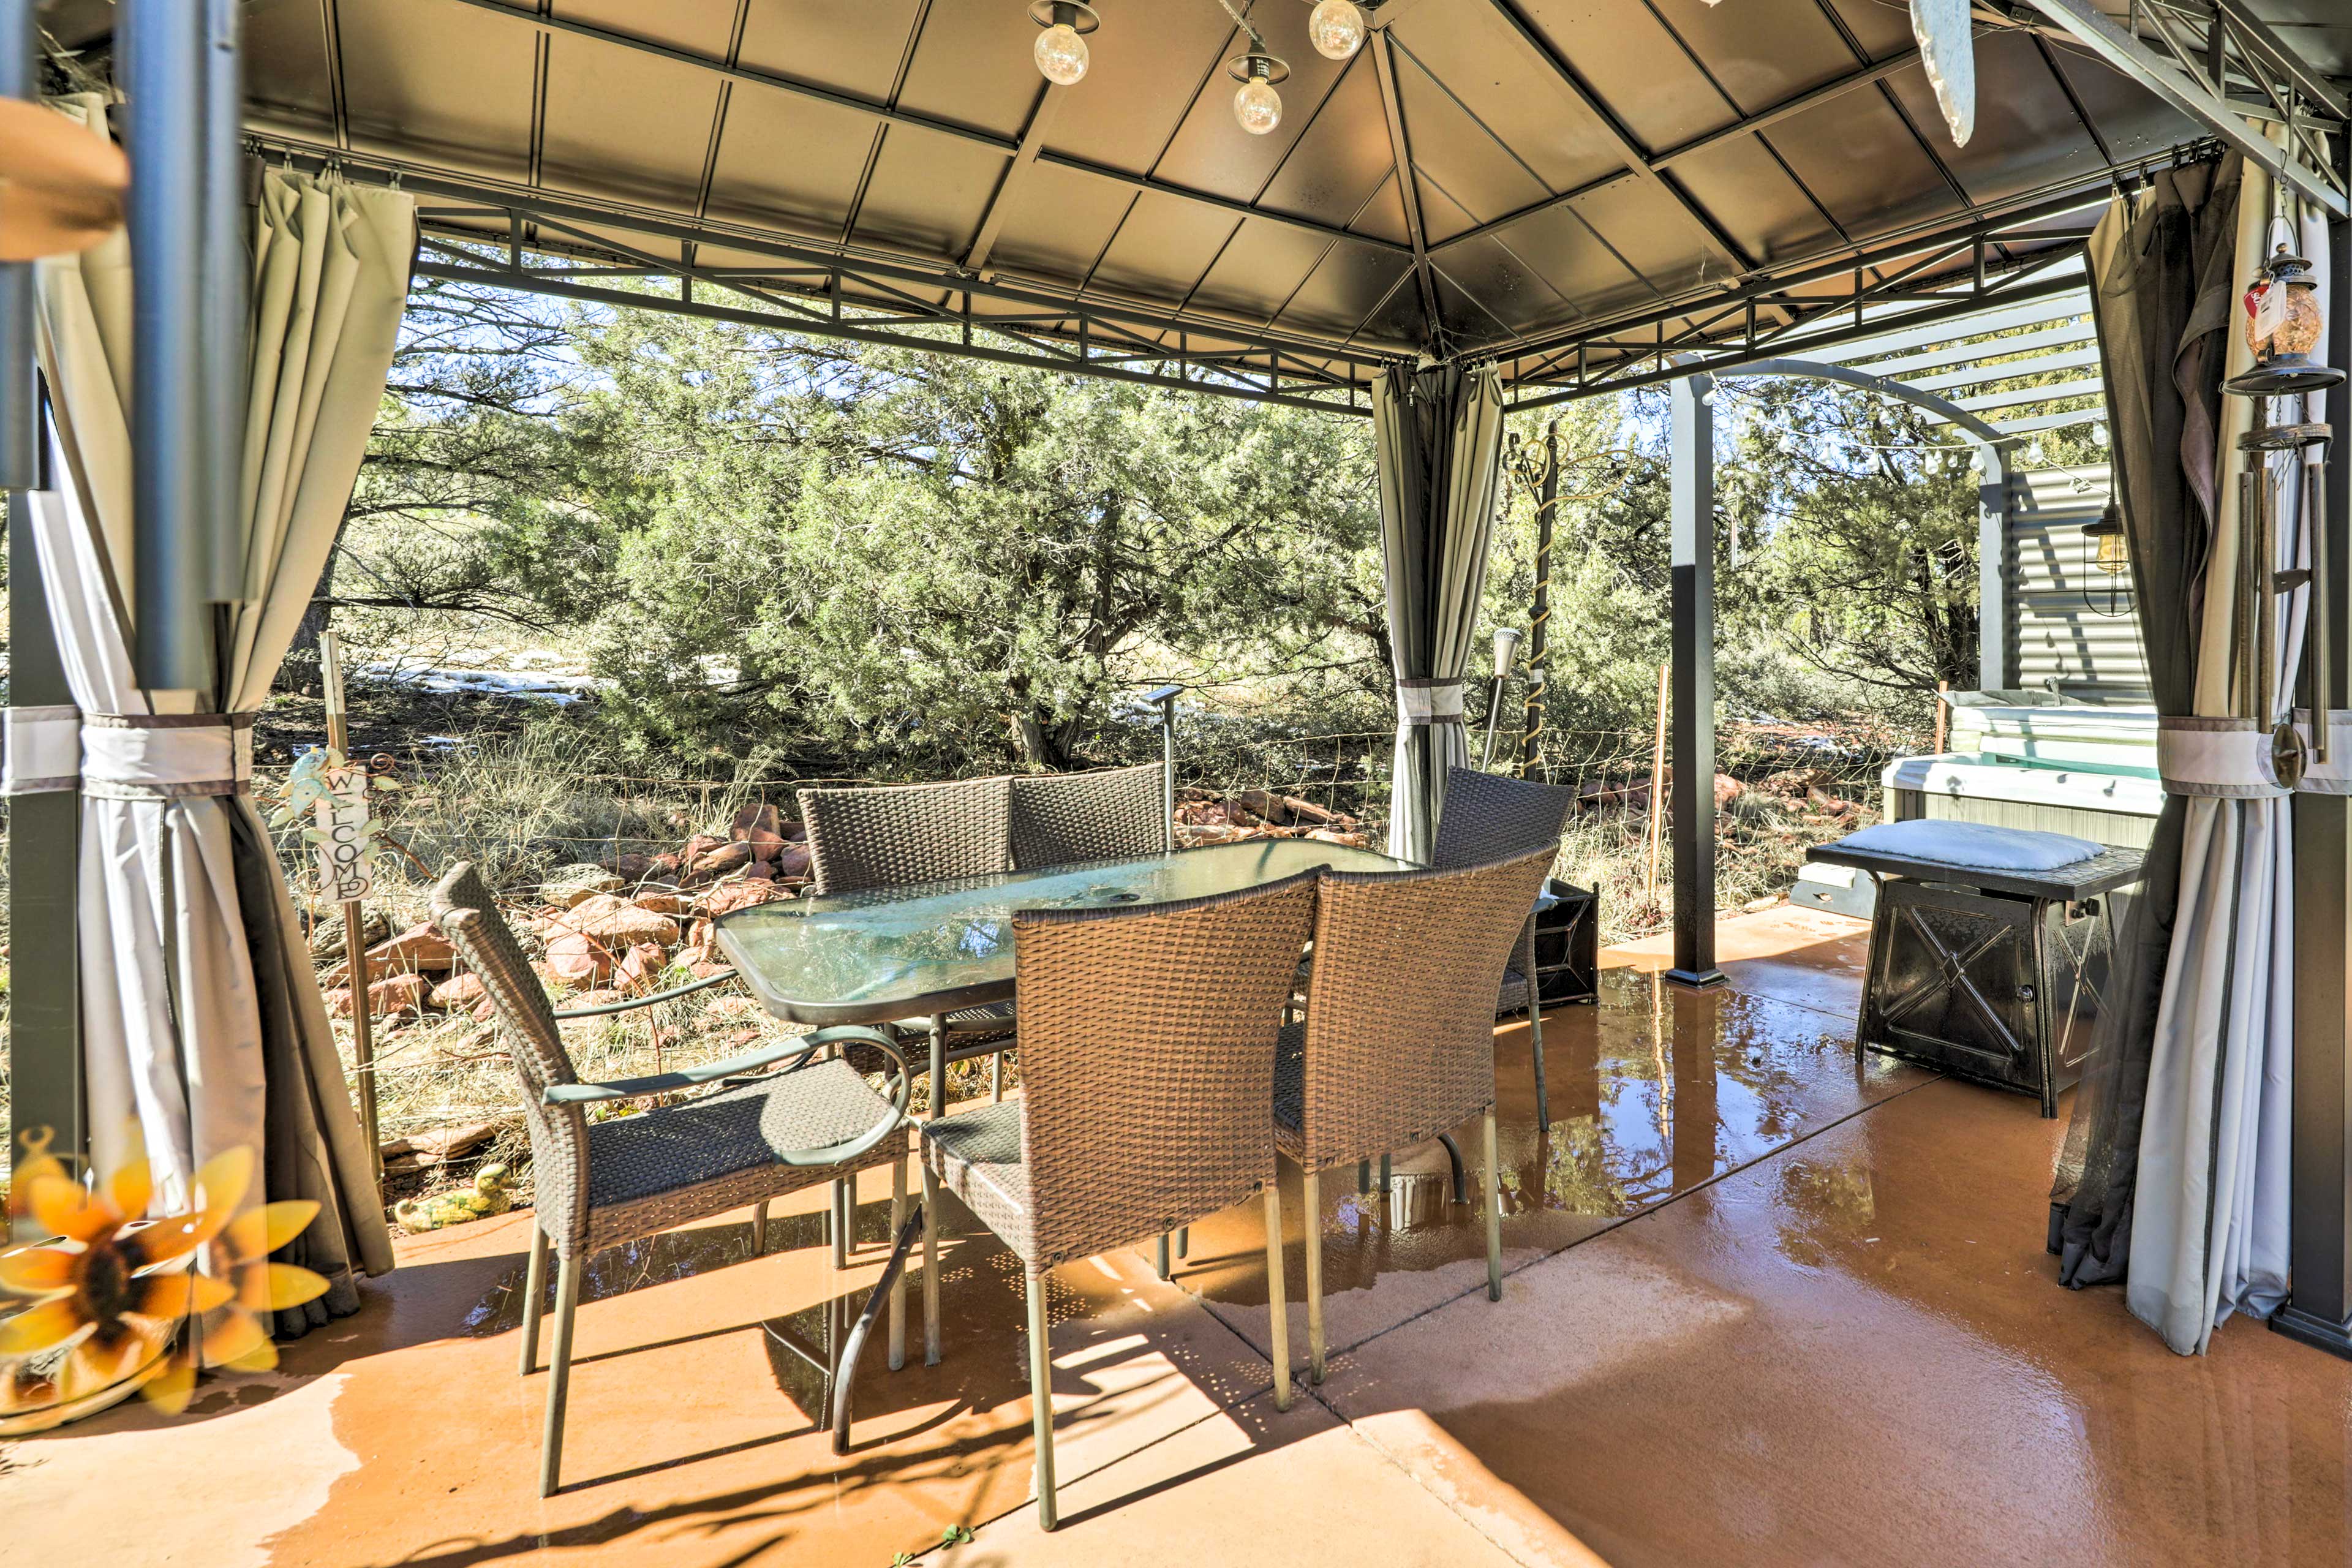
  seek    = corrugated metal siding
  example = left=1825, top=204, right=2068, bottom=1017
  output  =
left=2005, top=464, right=2149, bottom=699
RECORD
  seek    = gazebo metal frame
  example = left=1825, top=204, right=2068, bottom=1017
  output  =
left=4, top=0, right=2350, bottom=1360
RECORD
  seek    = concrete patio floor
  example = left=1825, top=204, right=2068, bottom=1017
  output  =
left=10, top=907, right=2349, bottom=1566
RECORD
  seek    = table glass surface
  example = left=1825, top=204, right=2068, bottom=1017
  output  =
left=714, top=839, right=1404, bottom=1020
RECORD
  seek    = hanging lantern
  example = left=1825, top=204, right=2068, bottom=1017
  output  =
left=2083, top=504, right=2128, bottom=575
left=2226, top=244, right=2345, bottom=397
left=1306, top=0, right=1368, bottom=59
left=1029, top=2, right=1099, bottom=87
left=1229, top=53, right=1289, bottom=135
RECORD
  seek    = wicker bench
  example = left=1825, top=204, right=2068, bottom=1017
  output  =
left=1807, top=822, right=2144, bottom=1118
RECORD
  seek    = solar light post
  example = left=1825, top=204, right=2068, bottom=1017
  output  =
left=1481, top=628, right=1522, bottom=771
left=1145, top=684, right=1183, bottom=852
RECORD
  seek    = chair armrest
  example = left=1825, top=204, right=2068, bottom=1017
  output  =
left=550, top=966, right=740, bottom=1020
left=541, top=1023, right=910, bottom=1107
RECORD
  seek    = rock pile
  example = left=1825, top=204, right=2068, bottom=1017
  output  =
left=1174, top=788, right=1371, bottom=848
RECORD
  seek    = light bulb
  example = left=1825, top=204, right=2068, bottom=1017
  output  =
left=1308, top=0, right=1366, bottom=59
left=1035, top=21, right=1088, bottom=85
left=1235, top=75, right=1283, bottom=135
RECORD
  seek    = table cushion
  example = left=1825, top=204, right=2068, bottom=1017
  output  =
left=1833, top=820, right=2101, bottom=873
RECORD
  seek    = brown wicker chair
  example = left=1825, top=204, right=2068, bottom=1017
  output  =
left=1009, top=761, right=1169, bottom=868
left=800, top=775, right=1022, bottom=1110
left=1431, top=766, right=1578, bottom=1130
left=431, top=864, right=916, bottom=1495
left=1280, top=846, right=1558, bottom=1383
left=916, top=869, right=1317, bottom=1531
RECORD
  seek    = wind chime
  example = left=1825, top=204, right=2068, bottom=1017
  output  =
left=2225, top=224, right=2342, bottom=782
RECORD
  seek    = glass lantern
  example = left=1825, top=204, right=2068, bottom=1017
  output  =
left=2226, top=244, right=2345, bottom=397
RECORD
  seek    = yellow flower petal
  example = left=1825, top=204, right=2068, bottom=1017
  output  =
left=263, top=1264, right=331, bottom=1312
left=109, top=1157, right=153, bottom=1223
left=28, top=1176, right=113, bottom=1244
left=0, top=1246, right=76, bottom=1297
left=190, top=1146, right=254, bottom=1223
left=197, top=1305, right=272, bottom=1370
left=224, top=1200, right=318, bottom=1262
left=134, top=1268, right=237, bottom=1319
left=0, top=1298, right=89, bottom=1356
left=60, top=1324, right=166, bottom=1400
left=139, top=1352, right=197, bottom=1418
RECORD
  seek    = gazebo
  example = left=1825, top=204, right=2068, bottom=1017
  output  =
left=3, top=0, right=2348, bottom=1393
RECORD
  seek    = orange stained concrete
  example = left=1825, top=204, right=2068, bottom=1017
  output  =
left=6, top=907, right=2347, bottom=1567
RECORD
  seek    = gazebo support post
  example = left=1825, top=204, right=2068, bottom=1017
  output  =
left=2279, top=184, right=2352, bottom=1363
left=1667, top=373, right=1725, bottom=988
left=0, top=0, right=83, bottom=1210
left=1973, top=437, right=2010, bottom=691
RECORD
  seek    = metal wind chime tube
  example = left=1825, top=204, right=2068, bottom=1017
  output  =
left=1521, top=421, right=1559, bottom=777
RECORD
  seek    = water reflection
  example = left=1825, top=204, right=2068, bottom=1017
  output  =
left=1504, top=968, right=1890, bottom=1222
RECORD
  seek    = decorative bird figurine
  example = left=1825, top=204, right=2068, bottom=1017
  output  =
left=393, top=1163, right=515, bottom=1233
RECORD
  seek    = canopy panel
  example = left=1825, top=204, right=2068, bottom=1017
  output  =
left=183, top=1, right=2340, bottom=401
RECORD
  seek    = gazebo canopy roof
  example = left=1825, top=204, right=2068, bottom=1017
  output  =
left=77, top=1, right=2351, bottom=410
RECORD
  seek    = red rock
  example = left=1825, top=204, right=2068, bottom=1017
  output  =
left=689, top=840, right=753, bottom=877
left=705, top=995, right=759, bottom=1020
left=322, top=922, right=457, bottom=986
left=681, top=834, right=722, bottom=864
left=327, top=972, right=428, bottom=1018
left=430, top=973, right=486, bottom=1009
left=730, top=803, right=785, bottom=859
left=699, top=880, right=793, bottom=918
left=631, top=888, right=686, bottom=916
left=567, top=988, right=624, bottom=1010
left=741, top=861, right=774, bottom=882
left=545, top=930, right=614, bottom=984
left=773, top=842, right=812, bottom=879
left=612, top=942, right=666, bottom=996
left=1715, top=774, right=1743, bottom=810
left=570, top=894, right=680, bottom=948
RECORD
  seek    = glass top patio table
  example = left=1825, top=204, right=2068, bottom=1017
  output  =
left=713, top=838, right=1404, bottom=1026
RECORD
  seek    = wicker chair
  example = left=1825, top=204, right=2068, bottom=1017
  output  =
left=431, top=864, right=915, bottom=1496
left=1280, top=846, right=1558, bottom=1384
left=800, top=775, right=1022, bottom=1110
left=1430, top=766, right=1579, bottom=1131
left=1009, top=761, right=1169, bottom=868
left=916, top=869, right=1317, bottom=1531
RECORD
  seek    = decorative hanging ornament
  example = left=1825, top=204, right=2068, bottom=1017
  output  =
left=1306, top=0, right=1368, bottom=59
left=1230, top=53, right=1290, bottom=136
left=1907, top=0, right=1975, bottom=147
left=2227, top=243, right=2345, bottom=397
left=1030, top=1, right=1100, bottom=88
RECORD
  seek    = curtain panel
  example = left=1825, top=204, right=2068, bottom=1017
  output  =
left=21, top=96, right=415, bottom=1330
left=1374, top=363, right=1507, bottom=863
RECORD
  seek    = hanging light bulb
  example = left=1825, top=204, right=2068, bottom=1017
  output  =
left=1229, top=53, right=1289, bottom=135
left=1029, top=2, right=1099, bottom=88
left=1306, top=0, right=1368, bottom=59
left=2084, top=505, right=2129, bottom=576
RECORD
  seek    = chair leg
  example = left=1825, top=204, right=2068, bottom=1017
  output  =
left=889, top=1153, right=908, bottom=1373
left=751, top=1199, right=769, bottom=1257
left=1356, top=1159, right=1371, bottom=1194
left=540, top=1254, right=581, bottom=1498
left=1025, top=1262, right=1058, bottom=1531
left=1156, top=1231, right=1172, bottom=1280
left=1264, top=1184, right=1292, bottom=1412
left=832, top=1178, right=851, bottom=1268
left=518, top=1224, right=548, bottom=1376
left=1175, top=1226, right=1188, bottom=1261
left=927, top=1017, right=949, bottom=1118
left=1302, top=1167, right=1325, bottom=1385
left=1378, top=1152, right=1390, bottom=1191
left=920, top=1151, right=942, bottom=1367
left=990, top=1050, right=1005, bottom=1103
left=1524, top=921, right=1550, bottom=1133
left=1483, top=1108, right=1504, bottom=1303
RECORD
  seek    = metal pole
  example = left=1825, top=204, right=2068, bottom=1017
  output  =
left=321, top=631, right=381, bottom=1188
left=2278, top=183, right=2352, bottom=1362
left=1667, top=374, right=1724, bottom=987
left=1480, top=627, right=1520, bottom=771
left=1973, top=437, right=2010, bottom=690
left=1, top=0, right=85, bottom=1209
left=1520, top=421, right=1557, bottom=775
left=122, top=0, right=236, bottom=694
left=1147, top=684, right=1182, bottom=854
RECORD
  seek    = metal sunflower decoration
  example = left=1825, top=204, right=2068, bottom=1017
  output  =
left=0, top=1129, right=331, bottom=1432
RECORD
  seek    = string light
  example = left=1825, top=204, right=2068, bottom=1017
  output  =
left=1306, top=0, right=1368, bottom=59
left=1218, top=0, right=1291, bottom=136
left=1029, top=2, right=1099, bottom=88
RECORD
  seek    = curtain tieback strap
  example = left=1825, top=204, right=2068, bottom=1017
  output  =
left=1396, top=679, right=1466, bottom=725
left=2156, top=712, right=2352, bottom=798
left=2, top=709, right=257, bottom=799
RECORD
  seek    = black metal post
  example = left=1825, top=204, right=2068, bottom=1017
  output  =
left=2277, top=187, right=2352, bottom=1362
left=122, top=0, right=238, bottom=692
left=1, top=1, right=83, bottom=1196
left=1668, top=374, right=1724, bottom=987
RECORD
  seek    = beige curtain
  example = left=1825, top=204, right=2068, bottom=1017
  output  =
left=28, top=96, right=415, bottom=1323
